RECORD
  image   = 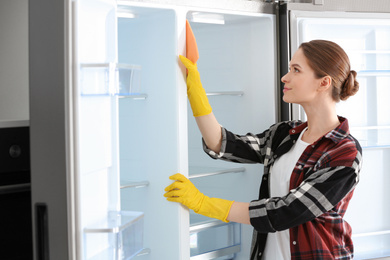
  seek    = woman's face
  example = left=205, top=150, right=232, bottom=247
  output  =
left=281, top=48, right=324, bottom=105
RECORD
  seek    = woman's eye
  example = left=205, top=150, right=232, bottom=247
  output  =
left=288, top=67, right=299, bottom=73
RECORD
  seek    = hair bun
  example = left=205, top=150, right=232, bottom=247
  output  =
left=340, top=70, right=359, bottom=101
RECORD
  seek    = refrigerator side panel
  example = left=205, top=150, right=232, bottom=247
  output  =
left=0, top=0, right=29, bottom=120
left=29, top=0, right=70, bottom=259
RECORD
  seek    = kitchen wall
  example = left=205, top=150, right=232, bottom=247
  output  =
left=0, top=0, right=29, bottom=120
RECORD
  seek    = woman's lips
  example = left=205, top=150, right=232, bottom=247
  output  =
left=283, top=87, right=291, bottom=93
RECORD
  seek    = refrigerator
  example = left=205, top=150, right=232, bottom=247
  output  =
left=28, top=0, right=390, bottom=259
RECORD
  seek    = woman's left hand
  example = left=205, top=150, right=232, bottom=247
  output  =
left=164, top=173, right=234, bottom=222
left=164, top=173, right=205, bottom=212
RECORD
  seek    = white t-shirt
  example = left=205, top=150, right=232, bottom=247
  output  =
left=263, top=127, right=309, bottom=260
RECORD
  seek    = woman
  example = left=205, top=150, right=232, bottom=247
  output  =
left=164, top=40, right=362, bottom=259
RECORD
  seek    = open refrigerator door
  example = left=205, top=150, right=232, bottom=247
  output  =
left=73, top=0, right=147, bottom=259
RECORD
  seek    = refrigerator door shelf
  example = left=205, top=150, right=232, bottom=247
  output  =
left=83, top=211, right=144, bottom=260
left=80, top=63, right=143, bottom=97
left=189, top=166, right=246, bottom=179
left=190, top=214, right=241, bottom=260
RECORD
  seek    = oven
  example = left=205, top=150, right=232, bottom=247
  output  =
left=0, top=121, right=32, bottom=260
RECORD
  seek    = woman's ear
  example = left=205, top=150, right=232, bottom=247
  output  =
left=318, top=76, right=332, bottom=92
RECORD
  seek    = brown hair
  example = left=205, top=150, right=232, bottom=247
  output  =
left=300, top=40, right=359, bottom=102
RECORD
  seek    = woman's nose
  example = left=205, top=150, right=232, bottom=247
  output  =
left=281, top=73, right=289, bottom=83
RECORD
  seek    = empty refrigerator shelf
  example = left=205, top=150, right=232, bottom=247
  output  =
left=353, top=229, right=390, bottom=238
left=357, top=70, right=390, bottom=77
left=349, top=50, right=390, bottom=54
left=79, top=63, right=142, bottom=96
left=189, top=166, right=246, bottom=179
left=190, top=214, right=241, bottom=260
left=120, top=180, right=150, bottom=189
left=118, top=94, right=147, bottom=100
left=350, top=126, right=390, bottom=149
left=352, top=230, right=390, bottom=260
left=190, top=219, right=231, bottom=233
left=206, top=91, right=244, bottom=96
left=190, top=245, right=240, bottom=260
left=84, top=211, right=143, bottom=233
left=83, top=211, right=144, bottom=260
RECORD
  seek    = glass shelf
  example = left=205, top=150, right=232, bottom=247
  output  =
left=206, top=91, right=244, bottom=97
left=190, top=214, right=241, bottom=260
left=120, top=180, right=149, bottom=189
left=348, top=50, right=390, bottom=72
left=353, top=230, right=390, bottom=260
left=118, top=94, right=147, bottom=100
left=81, top=93, right=147, bottom=99
left=80, top=63, right=142, bottom=96
left=84, top=211, right=144, bottom=260
left=189, top=166, right=246, bottom=179
left=349, top=50, right=390, bottom=54
left=357, top=70, right=390, bottom=77
left=350, top=126, right=390, bottom=149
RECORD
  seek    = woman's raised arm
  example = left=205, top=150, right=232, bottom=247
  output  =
left=180, top=55, right=222, bottom=154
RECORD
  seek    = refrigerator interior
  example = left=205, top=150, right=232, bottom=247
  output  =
left=115, top=5, right=277, bottom=260
left=291, top=12, right=390, bottom=259
left=186, top=12, right=276, bottom=259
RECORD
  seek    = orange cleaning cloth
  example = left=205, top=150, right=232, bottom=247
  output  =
left=186, top=20, right=199, bottom=64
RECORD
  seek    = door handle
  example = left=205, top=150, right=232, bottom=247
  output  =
left=35, top=203, right=49, bottom=260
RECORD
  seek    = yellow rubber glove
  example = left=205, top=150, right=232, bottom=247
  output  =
left=179, top=55, right=212, bottom=117
left=164, top=173, right=234, bottom=223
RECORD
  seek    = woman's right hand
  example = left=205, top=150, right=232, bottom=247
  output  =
left=180, top=55, right=222, bottom=153
left=179, top=55, right=212, bottom=117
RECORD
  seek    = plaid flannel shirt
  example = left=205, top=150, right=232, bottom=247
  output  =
left=203, top=117, right=362, bottom=259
